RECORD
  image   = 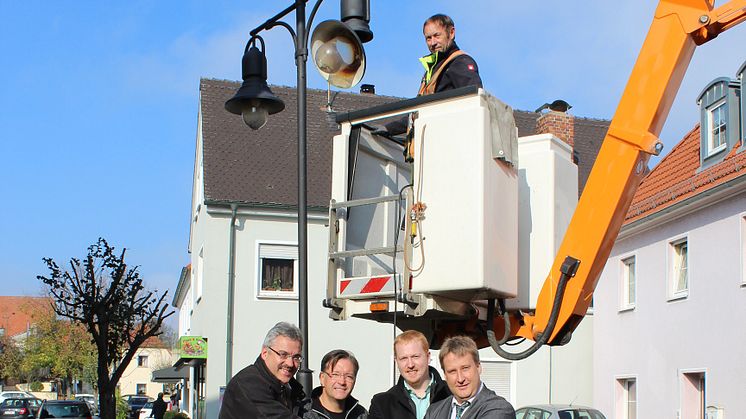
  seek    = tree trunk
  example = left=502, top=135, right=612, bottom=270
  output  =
left=98, top=382, right=117, bottom=419
left=97, top=347, right=116, bottom=419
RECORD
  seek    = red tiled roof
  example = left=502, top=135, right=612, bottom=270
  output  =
left=0, top=296, right=54, bottom=337
left=625, top=124, right=746, bottom=224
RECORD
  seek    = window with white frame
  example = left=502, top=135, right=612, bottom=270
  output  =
left=137, top=355, right=148, bottom=367
left=136, top=384, right=147, bottom=395
left=616, top=378, right=637, bottom=419
left=257, top=243, right=298, bottom=299
left=621, top=256, right=636, bottom=310
left=706, top=99, right=728, bottom=155
left=669, top=238, right=689, bottom=299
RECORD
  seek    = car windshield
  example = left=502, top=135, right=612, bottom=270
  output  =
left=516, top=407, right=552, bottom=419
left=128, top=397, right=149, bottom=404
left=143, top=402, right=153, bottom=408
left=42, top=403, right=91, bottom=418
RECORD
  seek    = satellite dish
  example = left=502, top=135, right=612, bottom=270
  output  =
left=310, top=20, right=366, bottom=89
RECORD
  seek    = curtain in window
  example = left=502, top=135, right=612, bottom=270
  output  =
left=262, top=258, right=294, bottom=291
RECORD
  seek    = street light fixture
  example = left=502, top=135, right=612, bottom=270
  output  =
left=225, top=37, right=285, bottom=130
left=224, top=0, right=372, bottom=395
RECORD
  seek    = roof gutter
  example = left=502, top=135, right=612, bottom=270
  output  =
left=619, top=174, right=746, bottom=240
left=206, top=204, right=328, bottom=222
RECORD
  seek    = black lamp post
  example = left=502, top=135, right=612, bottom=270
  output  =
left=224, top=0, right=372, bottom=395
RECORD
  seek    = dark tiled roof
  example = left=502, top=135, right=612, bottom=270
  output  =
left=573, top=117, right=610, bottom=196
left=200, top=79, right=398, bottom=209
left=625, top=124, right=746, bottom=223
left=199, top=79, right=608, bottom=207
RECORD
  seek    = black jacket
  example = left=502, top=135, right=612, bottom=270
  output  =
left=219, top=356, right=308, bottom=419
left=368, top=366, right=451, bottom=419
left=302, top=387, right=368, bottom=419
left=421, top=42, right=482, bottom=94
left=151, top=398, right=167, bottom=419
left=383, top=43, right=482, bottom=135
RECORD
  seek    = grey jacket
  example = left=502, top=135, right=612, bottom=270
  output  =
left=424, top=385, right=515, bottom=419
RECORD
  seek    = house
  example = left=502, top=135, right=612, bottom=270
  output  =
left=173, top=78, right=610, bottom=419
left=117, top=336, right=173, bottom=399
left=0, top=296, right=52, bottom=343
left=594, top=61, right=746, bottom=418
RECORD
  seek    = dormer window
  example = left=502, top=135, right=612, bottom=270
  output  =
left=697, top=77, right=740, bottom=168
left=706, top=99, right=727, bottom=154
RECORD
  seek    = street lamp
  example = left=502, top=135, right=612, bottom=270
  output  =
left=224, top=0, right=372, bottom=394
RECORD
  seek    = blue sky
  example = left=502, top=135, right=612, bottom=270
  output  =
left=1, top=1, right=745, bottom=300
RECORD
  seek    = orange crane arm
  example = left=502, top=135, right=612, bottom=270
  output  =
left=513, top=0, right=746, bottom=345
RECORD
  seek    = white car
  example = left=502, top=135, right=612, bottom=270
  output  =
left=0, top=391, right=34, bottom=403
left=73, top=394, right=98, bottom=415
left=137, top=401, right=153, bottom=419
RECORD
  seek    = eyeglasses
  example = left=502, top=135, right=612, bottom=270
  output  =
left=267, top=346, right=303, bottom=364
left=323, top=371, right=356, bottom=382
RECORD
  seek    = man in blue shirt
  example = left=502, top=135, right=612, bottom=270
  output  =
left=369, top=331, right=450, bottom=419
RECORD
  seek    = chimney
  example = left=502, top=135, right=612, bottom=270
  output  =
left=360, top=84, right=375, bottom=95
left=535, top=99, right=575, bottom=147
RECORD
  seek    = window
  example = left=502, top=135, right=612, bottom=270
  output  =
left=257, top=243, right=298, bottom=299
left=137, top=355, right=148, bottom=367
left=697, top=77, right=738, bottom=166
left=616, top=378, right=637, bottom=419
left=136, top=384, right=147, bottom=395
left=621, top=256, right=636, bottom=310
left=669, top=238, right=689, bottom=300
left=706, top=100, right=727, bottom=154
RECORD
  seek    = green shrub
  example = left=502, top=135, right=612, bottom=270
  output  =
left=115, top=389, right=128, bottom=419
left=29, top=382, right=44, bottom=392
left=164, top=412, right=189, bottom=419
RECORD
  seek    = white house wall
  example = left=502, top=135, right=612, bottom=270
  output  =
left=118, top=347, right=172, bottom=399
left=188, top=208, right=396, bottom=419
left=594, top=193, right=746, bottom=417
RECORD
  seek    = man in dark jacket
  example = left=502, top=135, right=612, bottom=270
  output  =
left=151, top=393, right=167, bottom=419
left=369, top=331, right=450, bottom=419
left=383, top=14, right=483, bottom=136
left=304, top=349, right=367, bottom=419
left=424, top=336, right=514, bottom=419
left=219, top=322, right=307, bottom=419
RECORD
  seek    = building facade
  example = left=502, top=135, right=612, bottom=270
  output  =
left=594, top=61, right=746, bottom=418
left=118, top=338, right=173, bottom=399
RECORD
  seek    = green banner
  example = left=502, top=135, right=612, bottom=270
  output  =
left=178, top=336, right=208, bottom=359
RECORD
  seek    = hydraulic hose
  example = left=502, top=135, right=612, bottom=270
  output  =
left=486, top=256, right=580, bottom=360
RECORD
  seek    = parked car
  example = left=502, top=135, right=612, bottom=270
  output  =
left=516, top=404, right=607, bottom=419
left=73, top=394, right=98, bottom=415
left=122, top=395, right=152, bottom=419
left=36, top=400, right=92, bottom=419
left=0, top=397, right=42, bottom=418
left=0, top=392, right=34, bottom=403
left=137, top=401, right=153, bottom=419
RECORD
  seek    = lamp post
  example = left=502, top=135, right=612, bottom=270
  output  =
left=225, top=0, right=371, bottom=395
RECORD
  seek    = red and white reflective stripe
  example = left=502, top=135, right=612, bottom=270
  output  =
left=338, top=274, right=396, bottom=298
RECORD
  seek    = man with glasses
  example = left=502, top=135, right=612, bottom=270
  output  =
left=303, top=349, right=367, bottom=419
left=220, top=322, right=308, bottom=419
left=369, top=330, right=450, bottom=419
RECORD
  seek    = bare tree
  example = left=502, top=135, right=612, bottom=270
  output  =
left=38, top=238, right=174, bottom=419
